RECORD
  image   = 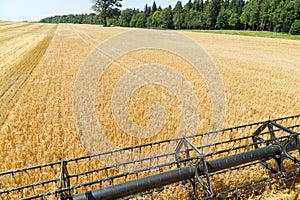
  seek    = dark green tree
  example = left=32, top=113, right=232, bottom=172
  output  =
left=216, top=9, right=231, bottom=29
left=92, top=0, right=122, bottom=26
left=129, top=13, right=137, bottom=27
left=173, top=1, right=184, bottom=29
left=189, top=9, right=203, bottom=29
left=107, top=16, right=119, bottom=26
left=282, top=0, right=299, bottom=32
left=152, top=1, right=157, bottom=13
left=136, top=12, right=146, bottom=28
left=40, top=0, right=300, bottom=34
left=144, top=4, right=151, bottom=18
left=229, top=12, right=239, bottom=29
left=144, top=4, right=152, bottom=27
left=119, top=8, right=134, bottom=27
left=203, top=0, right=222, bottom=29
left=193, top=0, right=204, bottom=11
left=240, top=11, right=248, bottom=29
left=152, top=10, right=162, bottom=27
left=272, top=1, right=284, bottom=32
left=161, top=6, right=173, bottom=29
left=223, top=0, right=230, bottom=9
left=185, top=0, right=193, bottom=11
left=230, top=0, right=245, bottom=15
left=243, top=0, right=260, bottom=30
left=290, top=19, right=300, bottom=35
left=259, top=0, right=272, bottom=30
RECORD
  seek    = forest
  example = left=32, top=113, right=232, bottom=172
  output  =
left=40, top=0, right=300, bottom=35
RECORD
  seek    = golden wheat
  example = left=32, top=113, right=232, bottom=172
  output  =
left=0, top=22, right=57, bottom=126
left=0, top=23, right=299, bottom=199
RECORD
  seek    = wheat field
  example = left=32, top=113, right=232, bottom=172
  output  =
left=0, top=22, right=299, bottom=199
left=0, top=22, right=56, bottom=126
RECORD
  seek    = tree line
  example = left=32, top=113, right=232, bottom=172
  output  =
left=40, top=0, right=300, bottom=35
left=40, top=13, right=102, bottom=24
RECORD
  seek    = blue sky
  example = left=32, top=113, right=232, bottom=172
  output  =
left=0, top=0, right=189, bottom=22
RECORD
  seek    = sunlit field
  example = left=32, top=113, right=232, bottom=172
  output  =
left=0, top=22, right=299, bottom=199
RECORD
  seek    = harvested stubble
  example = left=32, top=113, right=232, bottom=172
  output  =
left=0, top=23, right=299, bottom=199
left=0, top=22, right=57, bottom=126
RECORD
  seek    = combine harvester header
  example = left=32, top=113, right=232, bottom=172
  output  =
left=1, top=115, right=300, bottom=199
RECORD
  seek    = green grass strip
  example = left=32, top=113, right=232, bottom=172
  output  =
left=181, top=29, right=300, bottom=40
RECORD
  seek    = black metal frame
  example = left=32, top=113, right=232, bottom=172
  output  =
left=252, top=120, right=300, bottom=173
left=175, top=138, right=212, bottom=199
left=69, top=120, right=300, bottom=200
left=58, top=161, right=70, bottom=200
